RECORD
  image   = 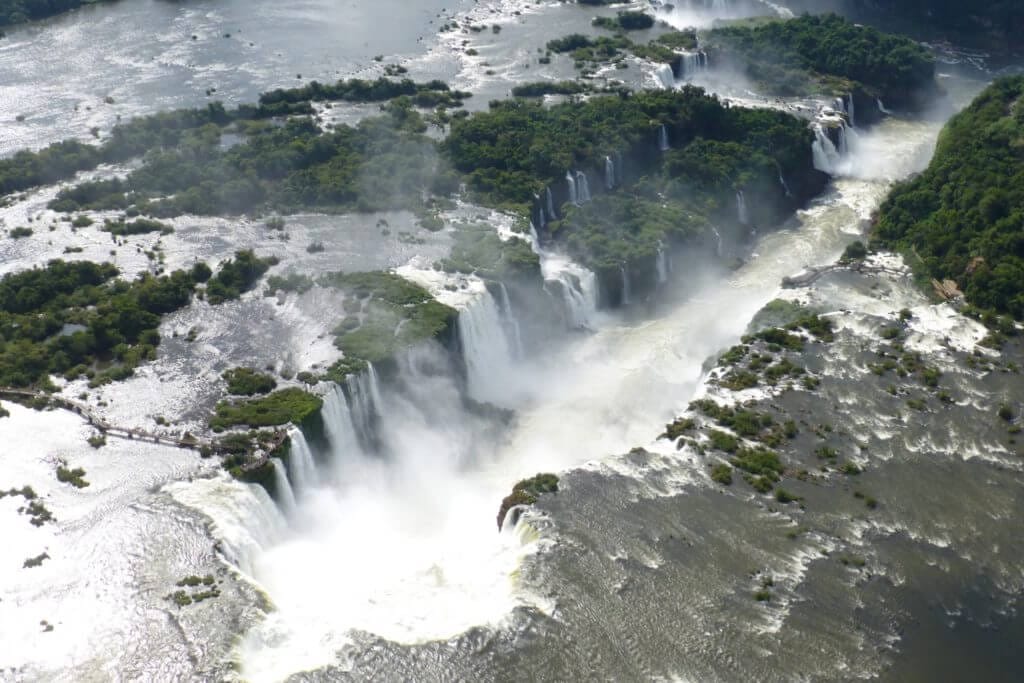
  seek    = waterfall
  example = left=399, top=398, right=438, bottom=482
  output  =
left=736, top=190, right=749, bottom=226
left=846, top=94, right=856, bottom=128
left=833, top=96, right=846, bottom=116
left=565, top=171, right=578, bottom=205
left=656, top=246, right=669, bottom=284
left=778, top=171, right=792, bottom=198
left=529, top=220, right=541, bottom=246
left=658, top=125, right=670, bottom=153
left=545, top=187, right=556, bottom=221
left=614, top=151, right=624, bottom=185
left=458, top=289, right=514, bottom=403
left=679, top=50, right=708, bottom=79
left=348, top=366, right=382, bottom=453
left=541, top=253, right=598, bottom=330
left=272, top=459, right=297, bottom=516
left=496, top=282, right=524, bottom=358
left=322, top=382, right=364, bottom=467
left=654, top=63, right=675, bottom=90
left=620, top=265, right=632, bottom=305
left=534, top=195, right=546, bottom=231
left=877, top=98, right=891, bottom=115
left=712, top=227, right=723, bottom=258
left=812, top=122, right=842, bottom=175
left=576, top=171, right=591, bottom=203
left=605, top=156, right=615, bottom=190
left=287, top=428, right=318, bottom=494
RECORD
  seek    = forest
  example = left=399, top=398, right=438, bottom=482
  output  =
left=705, top=14, right=937, bottom=107
left=874, top=76, right=1024, bottom=320
left=0, top=250, right=274, bottom=389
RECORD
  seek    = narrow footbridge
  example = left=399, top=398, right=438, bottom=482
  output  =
left=0, top=387, right=206, bottom=451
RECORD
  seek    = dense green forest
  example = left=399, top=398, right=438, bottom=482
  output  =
left=0, top=0, right=109, bottom=28
left=444, top=87, right=822, bottom=275
left=0, top=78, right=461, bottom=200
left=0, top=249, right=276, bottom=389
left=852, top=0, right=1023, bottom=54
left=706, top=14, right=937, bottom=108
left=874, top=76, right=1024, bottom=320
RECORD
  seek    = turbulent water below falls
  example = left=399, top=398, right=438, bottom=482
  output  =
left=0, top=0, right=1017, bottom=680
left=164, top=112, right=957, bottom=683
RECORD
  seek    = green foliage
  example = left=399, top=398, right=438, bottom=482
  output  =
left=592, top=11, right=654, bottom=31
left=101, top=218, right=173, bottom=236
left=841, top=240, right=868, bottom=262
left=440, top=224, right=540, bottom=280
left=222, top=367, right=277, bottom=396
left=731, top=447, right=784, bottom=483
left=206, top=250, right=277, bottom=304
left=874, top=76, right=1024, bottom=320
left=9, top=226, right=32, bottom=239
left=56, top=465, right=89, bottom=488
left=710, top=463, right=733, bottom=485
left=209, top=388, right=323, bottom=431
left=320, top=271, right=457, bottom=368
left=0, top=260, right=202, bottom=388
left=708, top=429, right=740, bottom=453
left=707, top=14, right=935, bottom=102
left=497, top=473, right=559, bottom=529
left=264, top=271, right=314, bottom=295
left=511, top=81, right=589, bottom=98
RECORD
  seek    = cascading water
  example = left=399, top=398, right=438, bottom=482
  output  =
left=566, top=171, right=578, bottom=205
left=656, top=246, right=669, bottom=284
left=576, top=171, right=591, bottom=203
left=605, top=156, right=615, bottom=190
left=654, top=63, right=675, bottom=90
left=272, top=458, right=298, bottom=516
left=348, top=365, right=382, bottom=452
left=614, top=150, right=624, bottom=185
left=541, top=252, right=598, bottom=330
left=678, top=50, right=708, bottom=80
left=658, top=124, right=670, bottom=152
left=529, top=220, right=541, bottom=245
left=812, top=121, right=843, bottom=175
left=778, top=171, right=792, bottom=197
left=877, top=98, right=891, bottom=115
left=847, top=93, right=856, bottom=127
left=620, top=265, right=632, bottom=305
left=287, top=428, right=318, bottom=494
left=458, top=288, right=516, bottom=404
left=497, top=282, right=524, bottom=358
left=322, top=382, right=364, bottom=468
left=712, top=226, right=724, bottom=258
left=545, top=187, right=556, bottom=221
left=736, top=190, right=749, bottom=226
left=534, top=195, right=546, bottom=231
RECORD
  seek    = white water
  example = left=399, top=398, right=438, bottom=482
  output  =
left=654, top=63, right=676, bottom=90
left=541, top=252, right=600, bottom=330
left=545, top=186, right=556, bottom=221
left=658, top=124, right=670, bottom=152
left=287, top=428, right=318, bottom=495
left=737, top=190, right=749, bottom=226
left=166, top=108, right=951, bottom=681
left=272, top=459, right=298, bottom=516
left=566, top=170, right=578, bottom=205
left=678, top=50, right=708, bottom=80
left=620, top=265, right=632, bottom=305
left=459, top=287, right=518, bottom=405
left=657, top=246, right=670, bottom=284
left=605, top=156, right=616, bottom=190
left=576, top=171, right=591, bottom=203
left=497, top=282, right=525, bottom=358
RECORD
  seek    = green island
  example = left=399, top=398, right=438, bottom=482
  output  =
left=874, top=75, right=1024, bottom=321
left=209, top=387, right=322, bottom=432
left=496, top=473, right=559, bottom=529
left=704, top=14, right=938, bottom=112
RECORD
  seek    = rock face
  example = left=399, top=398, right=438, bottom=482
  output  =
left=932, top=278, right=963, bottom=301
left=496, top=473, right=559, bottom=530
